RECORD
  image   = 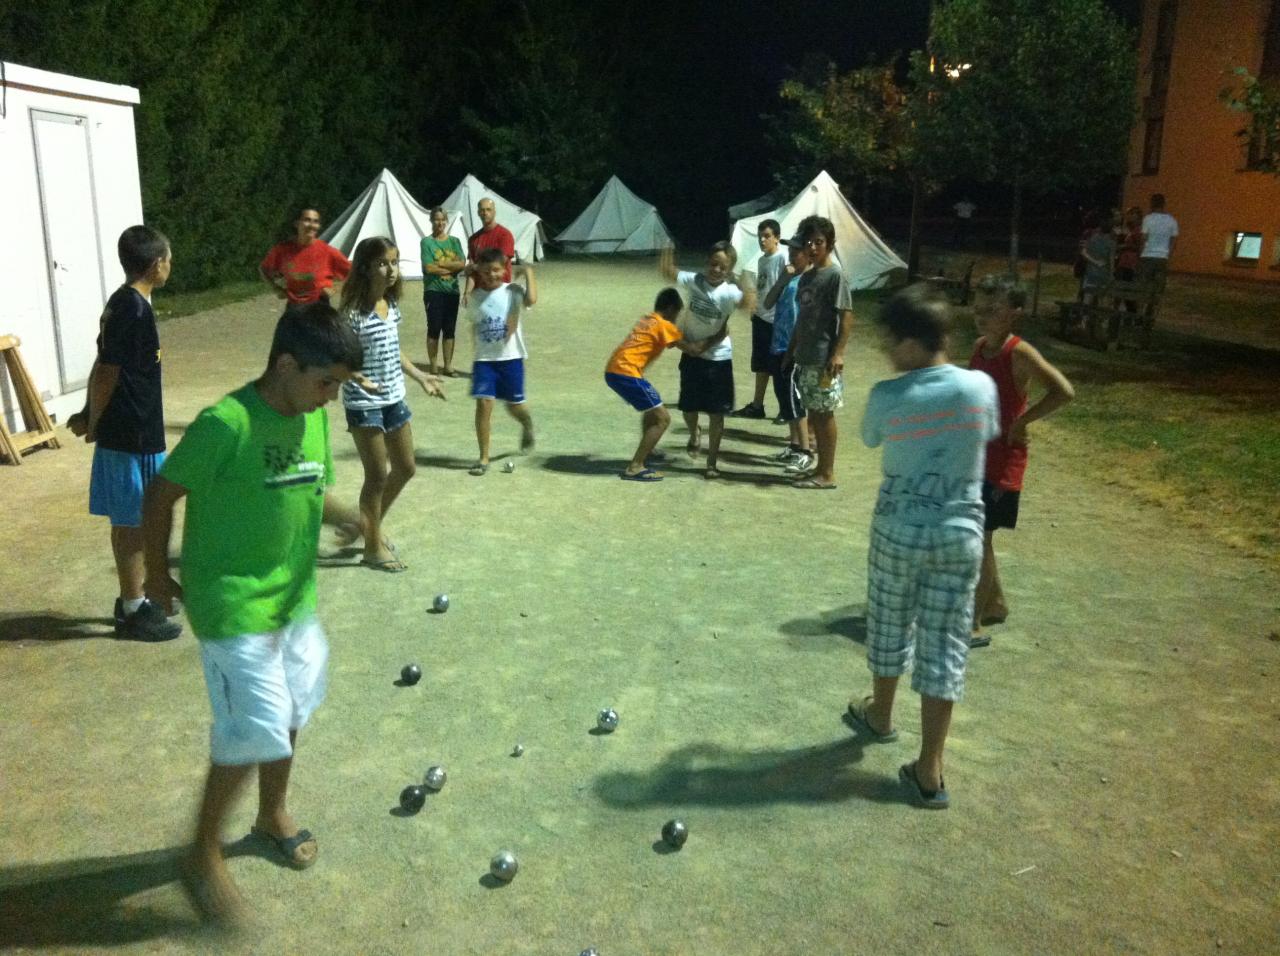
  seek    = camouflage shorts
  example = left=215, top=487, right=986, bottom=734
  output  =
left=796, top=364, right=844, bottom=413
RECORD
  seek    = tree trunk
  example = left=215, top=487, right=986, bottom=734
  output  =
left=1008, top=171, right=1022, bottom=277
left=908, top=171, right=924, bottom=279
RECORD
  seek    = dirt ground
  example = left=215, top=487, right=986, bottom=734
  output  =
left=1, top=259, right=1277, bottom=955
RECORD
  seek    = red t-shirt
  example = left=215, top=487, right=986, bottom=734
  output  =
left=260, top=240, right=351, bottom=304
left=969, top=335, right=1029, bottom=491
left=468, top=225, right=516, bottom=282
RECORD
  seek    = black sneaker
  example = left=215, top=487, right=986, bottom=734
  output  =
left=116, top=599, right=182, bottom=642
left=731, top=403, right=766, bottom=419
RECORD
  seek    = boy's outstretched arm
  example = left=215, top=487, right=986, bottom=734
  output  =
left=659, top=245, right=679, bottom=282
left=401, top=353, right=446, bottom=399
left=1008, top=342, right=1075, bottom=445
left=142, top=476, right=188, bottom=614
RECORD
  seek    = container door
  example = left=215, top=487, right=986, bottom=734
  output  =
left=31, top=109, right=106, bottom=393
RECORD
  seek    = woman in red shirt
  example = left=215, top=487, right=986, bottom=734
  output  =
left=259, top=207, right=352, bottom=311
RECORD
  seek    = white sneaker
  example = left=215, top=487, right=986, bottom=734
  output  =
left=773, top=448, right=800, bottom=463
left=785, top=452, right=815, bottom=474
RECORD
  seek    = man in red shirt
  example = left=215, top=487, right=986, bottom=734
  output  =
left=259, top=207, right=351, bottom=310
left=464, top=197, right=516, bottom=302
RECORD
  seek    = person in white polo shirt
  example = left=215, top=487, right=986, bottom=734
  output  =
left=1138, top=193, right=1179, bottom=336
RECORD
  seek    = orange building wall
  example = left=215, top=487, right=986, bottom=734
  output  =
left=1124, top=0, right=1280, bottom=281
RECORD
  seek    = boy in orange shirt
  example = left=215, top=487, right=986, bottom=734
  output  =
left=605, top=288, right=717, bottom=481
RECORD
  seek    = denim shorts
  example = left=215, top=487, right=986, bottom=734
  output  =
left=345, top=400, right=412, bottom=433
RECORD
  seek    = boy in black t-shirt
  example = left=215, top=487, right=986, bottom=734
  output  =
left=83, top=226, right=182, bottom=641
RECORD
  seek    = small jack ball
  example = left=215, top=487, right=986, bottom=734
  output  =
left=490, top=850, right=518, bottom=882
left=433, top=594, right=450, bottom=613
left=401, top=664, right=422, bottom=685
left=399, top=785, right=426, bottom=814
left=661, top=819, right=688, bottom=848
left=423, top=765, right=447, bottom=791
left=597, top=708, right=619, bottom=732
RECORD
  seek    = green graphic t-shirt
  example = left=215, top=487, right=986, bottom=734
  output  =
left=420, top=235, right=464, bottom=294
left=160, top=383, right=334, bottom=639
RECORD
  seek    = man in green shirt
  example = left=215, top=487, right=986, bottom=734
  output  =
left=142, top=303, right=362, bottom=927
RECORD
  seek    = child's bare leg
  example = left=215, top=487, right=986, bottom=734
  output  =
left=751, top=371, right=770, bottom=409
left=187, top=761, right=254, bottom=922
left=255, top=729, right=316, bottom=865
left=973, top=531, right=1007, bottom=629
left=111, top=525, right=146, bottom=601
left=441, top=336, right=456, bottom=374
left=426, top=334, right=440, bottom=375
left=917, top=695, right=954, bottom=792
left=474, top=399, right=494, bottom=466
left=795, top=416, right=810, bottom=451
left=809, top=410, right=837, bottom=484
left=351, top=428, right=396, bottom=564
left=859, top=674, right=899, bottom=735
left=705, top=414, right=725, bottom=474
left=506, top=401, right=535, bottom=452
left=628, top=406, right=671, bottom=474
left=683, top=412, right=700, bottom=456
left=379, top=423, right=417, bottom=520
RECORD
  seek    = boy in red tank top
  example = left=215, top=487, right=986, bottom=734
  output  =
left=968, top=277, right=1075, bottom=647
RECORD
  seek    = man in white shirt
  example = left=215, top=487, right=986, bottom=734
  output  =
left=953, top=198, right=976, bottom=247
left=1138, top=193, right=1179, bottom=332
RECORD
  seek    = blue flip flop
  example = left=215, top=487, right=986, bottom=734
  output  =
left=620, top=469, right=663, bottom=482
left=251, top=825, right=319, bottom=869
left=899, top=762, right=949, bottom=809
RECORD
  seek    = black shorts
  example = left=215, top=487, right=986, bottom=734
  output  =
left=425, top=290, right=460, bottom=339
left=677, top=354, right=735, bottom=414
left=769, top=355, right=804, bottom=421
left=750, top=315, right=773, bottom=373
left=982, top=480, right=1021, bottom=531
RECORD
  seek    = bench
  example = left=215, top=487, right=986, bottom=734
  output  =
left=1055, top=280, right=1160, bottom=349
left=924, top=261, right=974, bottom=306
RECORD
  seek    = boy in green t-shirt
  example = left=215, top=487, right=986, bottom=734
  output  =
left=142, top=303, right=363, bottom=927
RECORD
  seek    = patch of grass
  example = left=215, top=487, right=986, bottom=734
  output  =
left=152, top=280, right=264, bottom=320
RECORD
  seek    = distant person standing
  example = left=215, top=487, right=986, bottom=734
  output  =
left=1138, top=193, right=1179, bottom=336
left=952, top=198, right=976, bottom=247
left=259, top=207, right=351, bottom=312
left=732, top=219, right=788, bottom=421
left=1113, top=205, right=1143, bottom=318
left=421, top=207, right=466, bottom=377
left=1079, top=214, right=1115, bottom=306
left=463, top=197, right=516, bottom=303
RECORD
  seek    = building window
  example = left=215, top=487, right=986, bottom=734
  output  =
left=1142, top=118, right=1164, bottom=173
left=1231, top=231, right=1263, bottom=262
left=1262, top=0, right=1280, bottom=79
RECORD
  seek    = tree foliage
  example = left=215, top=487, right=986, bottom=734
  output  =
left=1221, top=67, right=1280, bottom=174
left=908, top=0, right=1136, bottom=268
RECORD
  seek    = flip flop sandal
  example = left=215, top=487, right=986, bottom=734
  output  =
left=468, top=462, right=489, bottom=476
left=250, top=826, right=319, bottom=869
left=620, top=469, right=663, bottom=482
left=361, top=557, right=408, bottom=573
left=968, top=633, right=992, bottom=649
left=845, top=697, right=899, bottom=742
left=899, top=762, right=949, bottom=810
left=792, top=478, right=838, bottom=490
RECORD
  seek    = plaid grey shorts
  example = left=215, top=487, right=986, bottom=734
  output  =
left=865, top=521, right=983, bottom=701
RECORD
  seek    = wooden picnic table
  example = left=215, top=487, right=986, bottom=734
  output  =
left=1055, top=279, right=1161, bottom=349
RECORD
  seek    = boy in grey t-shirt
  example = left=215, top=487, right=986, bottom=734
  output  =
left=846, top=285, right=999, bottom=810
left=783, top=215, right=854, bottom=489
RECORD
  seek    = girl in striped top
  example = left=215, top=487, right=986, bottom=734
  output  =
left=339, top=236, right=444, bottom=572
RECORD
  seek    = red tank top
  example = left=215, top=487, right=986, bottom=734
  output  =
left=969, top=335, right=1029, bottom=490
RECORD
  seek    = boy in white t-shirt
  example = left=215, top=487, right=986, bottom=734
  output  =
left=465, top=248, right=537, bottom=475
left=1138, top=193, right=1178, bottom=337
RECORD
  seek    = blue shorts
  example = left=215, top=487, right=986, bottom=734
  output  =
left=605, top=372, right=663, bottom=412
left=89, top=447, right=166, bottom=528
left=471, top=359, right=526, bottom=404
left=345, top=399, right=412, bottom=433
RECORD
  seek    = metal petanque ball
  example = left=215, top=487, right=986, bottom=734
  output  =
left=489, top=850, right=518, bottom=882
left=399, top=785, right=426, bottom=814
left=400, top=664, right=422, bottom=686
left=512, top=743, right=525, bottom=757
left=661, top=819, right=689, bottom=848
left=597, top=708, right=619, bottom=732
left=432, top=594, right=450, bottom=613
left=503, top=460, right=516, bottom=473
left=423, top=765, right=447, bottom=791
left=580, top=950, right=600, bottom=956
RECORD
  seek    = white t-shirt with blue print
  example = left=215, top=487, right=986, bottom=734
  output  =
left=861, top=363, right=1000, bottom=534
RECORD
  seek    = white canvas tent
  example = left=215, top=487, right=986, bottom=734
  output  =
left=1, top=62, right=145, bottom=432
left=727, top=189, right=779, bottom=225
left=441, top=174, right=545, bottom=264
left=556, top=175, right=673, bottom=254
left=321, top=169, right=466, bottom=280
left=731, top=170, right=907, bottom=290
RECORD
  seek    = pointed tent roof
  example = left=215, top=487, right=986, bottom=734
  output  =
left=727, top=189, right=780, bottom=225
left=731, top=170, right=907, bottom=290
left=556, top=175, right=674, bottom=254
left=440, top=174, right=545, bottom=264
left=321, top=169, right=466, bottom=280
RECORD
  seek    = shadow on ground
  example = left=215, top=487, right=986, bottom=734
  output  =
left=777, top=604, right=868, bottom=650
left=0, top=612, right=116, bottom=644
left=593, top=736, right=902, bottom=808
left=0, top=837, right=273, bottom=948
